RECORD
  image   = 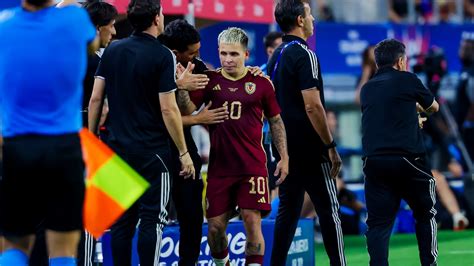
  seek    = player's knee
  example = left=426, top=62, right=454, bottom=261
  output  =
left=241, top=210, right=261, bottom=230
left=208, top=221, right=226, bottom=238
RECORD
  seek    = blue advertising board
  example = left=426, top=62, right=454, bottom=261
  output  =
left=198, top=21, right=474, bottom=74
left=313, top=23, right=474, bottom=74
left=198, top=22, right=271, bottom=69
left=102, top=219, right=314, bottom=265
left=314, top=23, right=390, bottom=74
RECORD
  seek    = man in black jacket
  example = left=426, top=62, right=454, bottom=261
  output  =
left=361, top=38, right=439, bottom=266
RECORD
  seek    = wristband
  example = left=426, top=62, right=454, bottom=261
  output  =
left=179, top=150, right=189, bottom=159
left=324, top=140, right=337, bottom=149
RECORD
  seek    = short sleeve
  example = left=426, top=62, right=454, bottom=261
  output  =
left=295, top=48, right=320, bottom=91
left=158, top=49, right=177, bottom=93
left=192, top=57, right=209, bottom=74
left=261, top=78, right=281, bottom=118
left=95, top=56, right=106, bottom=79
left=413, top=76, right=435, bottom=109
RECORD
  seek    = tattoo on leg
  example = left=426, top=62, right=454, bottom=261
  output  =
left=209, top=233, right=228, bottom=253
left=245, top=242, right=262, bottom=255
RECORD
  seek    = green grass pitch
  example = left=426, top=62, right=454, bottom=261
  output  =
left=315, top=230, right=474, bottom=265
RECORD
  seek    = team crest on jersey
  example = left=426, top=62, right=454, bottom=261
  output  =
left=245, top=82, right=256, bottom=95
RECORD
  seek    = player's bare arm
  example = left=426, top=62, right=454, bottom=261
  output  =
left=268, top=114, right=289, bottom=185
left=301, top=88, right=342, bottom=178
left=88, top=77, right=106, bottom=134
left=160, top=92, right=195, bottom=179
left=177, top=89, right=197, bottom=116
left=182, top=101, right=229, bottom=127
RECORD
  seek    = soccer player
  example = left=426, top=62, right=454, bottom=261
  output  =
left=0, top=0, right=98, bottom=265
left=88, top=0, right=194, bottom=265
left=179, top=27, right=289, bottom=266
left=267, top=1, right=346, bottom=265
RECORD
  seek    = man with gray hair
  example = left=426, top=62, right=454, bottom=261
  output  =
left=178, top=27, right=289, bottom=266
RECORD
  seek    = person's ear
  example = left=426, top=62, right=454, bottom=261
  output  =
left=297, top=15, right=304, bottom=27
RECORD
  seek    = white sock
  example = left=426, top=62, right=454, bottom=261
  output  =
left=248, top=264, right=262, bottom=266
left=213, top=254, right=230, bottom=266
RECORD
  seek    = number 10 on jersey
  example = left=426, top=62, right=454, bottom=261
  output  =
left=223, top=101, right=242, bottom=120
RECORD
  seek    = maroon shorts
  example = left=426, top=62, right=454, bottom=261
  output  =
left=206, top=175, right=271, bottom=218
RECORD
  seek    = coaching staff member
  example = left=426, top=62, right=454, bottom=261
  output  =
left=88, top=0, right=194, bottom=265
left=360, top=38, right=439, bottom=266
left=268, top=0, right=346, bottom=265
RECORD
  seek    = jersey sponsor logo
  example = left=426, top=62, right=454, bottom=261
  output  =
left=228, top=87, right=239, bottom=92
left=245, top=82, right=256, bottom=95
left=258, top=196, right=266, bottom=204
left=212, top=84, right=221, bottom=91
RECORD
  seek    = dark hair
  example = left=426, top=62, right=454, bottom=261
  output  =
left=374, top=39, right=406, bottom=68
left=83, top=0, right=118, bottom=27
left=26, top=0, right=48, bottom=7
left=274, top=0, right=308, bottom=33
left=161, top=19, right=200, bottom=52
left=127, top=0, right=161, bottom=32
left=264, top=31, right=284, bottom=49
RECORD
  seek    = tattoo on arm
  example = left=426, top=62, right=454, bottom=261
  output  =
left=245, top=242, right=262, bottom=255
left=269, top=116, right=288, bottom=158
left=177, top=90, right=195, bottom=115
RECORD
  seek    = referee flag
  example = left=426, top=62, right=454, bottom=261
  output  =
left=79, top=129, right=150, bottom=238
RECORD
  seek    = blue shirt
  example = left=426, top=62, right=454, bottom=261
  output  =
left=0, top=6, right=96, bottom=137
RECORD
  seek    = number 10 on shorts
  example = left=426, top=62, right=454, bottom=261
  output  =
left=249, top=176, right=266, bottom=195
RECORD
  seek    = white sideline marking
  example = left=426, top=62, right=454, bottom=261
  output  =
left=447, top=250, right=474, bottom=254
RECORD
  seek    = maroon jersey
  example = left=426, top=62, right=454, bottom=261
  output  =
left=201, top=69, right=281, bottom=178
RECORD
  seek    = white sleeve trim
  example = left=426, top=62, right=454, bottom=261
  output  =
left=159, top=88, right=177, bottom=94
left=297, top=43, right=318, bottom=79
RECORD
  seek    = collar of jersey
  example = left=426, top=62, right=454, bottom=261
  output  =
left=221, top=67, right=249, bottom=81
left=282, top=34, right=307, bottom=46
left=132, top=31, right=158, bottom=41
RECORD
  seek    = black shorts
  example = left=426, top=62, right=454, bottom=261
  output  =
left=0, top=133, right=85, bottom=237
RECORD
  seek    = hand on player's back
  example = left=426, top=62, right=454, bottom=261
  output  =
left=247, top=66, right=266, bottom=77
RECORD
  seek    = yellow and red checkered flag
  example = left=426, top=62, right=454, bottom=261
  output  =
left=79, top=129, right=149, bottom=238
